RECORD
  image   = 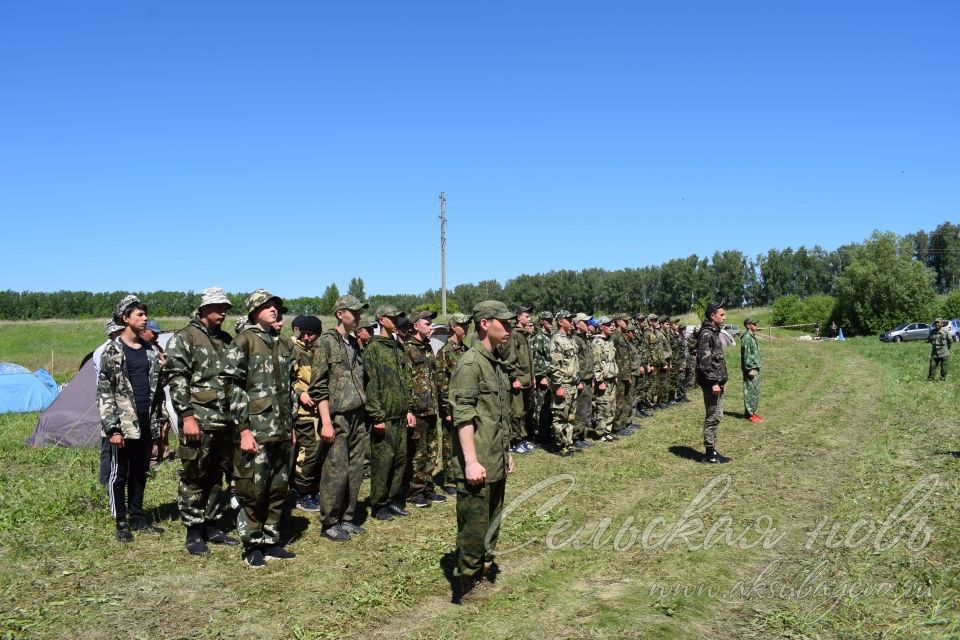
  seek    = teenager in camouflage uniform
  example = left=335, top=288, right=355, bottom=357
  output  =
left=530, top=311, right=554, bottom=444
left=364, top=304, right=417, bottom=522
left=656, top=318, right=673, bottom=408
left=642, top=314, right=661, bottom=409
left=740, top=317, right=763, bottom=421
left=592, top=316, right=619, bottom=441
left=436, top=313, right=471, bottom=496
left=572, top=313, right=597, bottom=446
left=310, top=295, right=369, bottom=542
left=164, top=287, right=239, bottom=555
left=504, top=306, right=536, bottom=454
left=290, top=316, right=323, bottom=511
left=355, top=315, right=377, bottom=477
left=632, top=314, right=654, bottom=417
left=928, top=318, right=951, bottom=381
left=548, top=311, right=581, bottom=456
left=696, top=302, right=729, bottom=464
left=223, top=289, right=297, bottom=568
left=98, top=295, right=168, bottom=543
left=404, top=310, right=447, bottom=508
left=611, top=315, right=635, bottom=434
left=450, top=301, right=516, bottom=602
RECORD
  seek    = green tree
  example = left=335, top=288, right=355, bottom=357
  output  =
left=320, top=283, right=340, bottom=315
left=928, top=222, right=960, bottom=293
left=347, top=277, right=366, bottom=301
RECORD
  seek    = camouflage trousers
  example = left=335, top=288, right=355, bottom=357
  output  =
left=291, top=420, right=321, bottom=495
left=406, top=414, right=438, bottom=497
left=509, top=386, right=534, bottom=445
left=928, top=356, right=948, bottom=381
left=369, top=418, right=408, bottom=510
left=574, top=379, right=595, bottom=440
left=551, top=384, right=579, bottom=448
left=455, top=478, right=506, bottom=579
left=317, top=409, right=367, bottom=528
left=593, top=380, right=617, bottom=435
left=644, top=369, right=658, bottom=407
left=658, top=368, right=672, bottom=405
left=684, top=355, right=696, bottom=387
left=439, top=410, right=455, bottom=487
left=614, top=379, right=632, bottom=430
left=634, top=373, right=649, bottom=410
left=743, top=372, right=760, bottom=417
left=234, top=440, right=290, bottom=551
left=701, top=386, right=724, bottom=448
left=533, top=385, right=552, bottom=443
left=669, top=367, right=681, bottom=401
left=177, top=428, right=233, bottom=528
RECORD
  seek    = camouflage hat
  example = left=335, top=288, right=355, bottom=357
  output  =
left=538, top=311, right=554, bottom=321
left=357, top=316, right=378, bottom=330
left=447, top=312, right=471, bottom=325
left=573, top=313, right=593, bottom=324
left=198, top=286, right=232, bottom=309
left=335, top=294, right=368, bottom=312
left=515, top=305, right=533, bottom=315
left=597, top=315, right=614, bottom=325
left=112, top=294, right=142, bottom=323
left=373, top=303, right=404, bottom=319
left=555, top=309, right=575, bottom=320
left=646, top=313, right=659, bottom=322
left=935, top=317, right=947, bottom=324
left=245, top=289, right=284, bottom=316
left=673, top=318, right=682, bottom=324
left=744, top=316, right=759, bottom=326
left=234, top=317, right=248, bottom=334
left=104, top=319, right=123, bottom=336
left=409, top=310, right=438, bottom=325
left=396, top=315, right=411, bottom=333
left=472, top=300, right=516, bottom=321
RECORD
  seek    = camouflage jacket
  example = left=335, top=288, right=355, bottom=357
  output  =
left=310, top=328, right=366, bottom=415
left=627, top=334, right=644, bottom=376
left=631, top=331, right=649, bottom=369
left=696, top=322, right=728, bottom=387
left=929, top=327, right=952, bottom=359
left=405, top=336, right=439, bottom=417
left=592, top=334, right=618, bottom=381
left=450, top=343, right=511, bottom=483
left=657, top=329, right=673, bottom=365
left=548, top=331, right=580, bottom=386
left=293, top=339, right=318, bottom=421
left=223, top=327, right=296, bottom=443
left=503, top=326, right=534, bottom=388
left=643, top=328, right=662, bottom=367
left=611, top=330, right=632, bottom=382
left=741, top=331, right=761, bottom=372
left=531, top=327, right=553, bottom=381
left=573, top=331, right=594, bottom=382
left=163, top=318, right=233, bottom=430
left=670, top=331, right=684, bottom=370
left=436, top=338, right=469, bottom=417
left=97, top=337, right=166, bottom=440
left=363, top=335, right=414, bottom=423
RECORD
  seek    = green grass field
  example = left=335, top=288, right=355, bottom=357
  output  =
left=1, top=320, right=958, bottom=639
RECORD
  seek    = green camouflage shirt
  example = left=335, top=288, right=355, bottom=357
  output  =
left=309, top=328, right=366, bottom=415
left=643, top=328, right=662, bottom=367
left=450, top=343, right=511, bottom=483
left=592, top=333, right=618, bottom=381
left=611, top=329, right=632, bottom=381
left=436, top=338, right=469, bottom=417
left=223, top=327, right=295, bottom=443
left=97, top=338, right=166, bottom=440
left=929, top=327, right=952, bottom=359
left=573, top=331, right=594, bottom=382
left=503, top=326, right=534, bottom=387
left=405, top=336, right=439, bottom=417
left=741, top=331, right=761, bottom=372
left=163, top=318, right=233, bottom=430
left=363, top=335, right=414, bottom=423
left=531, top=327, right=553, bottom=381
left=548, top=331, right=580, bottom=386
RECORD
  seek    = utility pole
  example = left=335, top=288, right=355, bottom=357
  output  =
left=439, top=192, right=447, bottom=317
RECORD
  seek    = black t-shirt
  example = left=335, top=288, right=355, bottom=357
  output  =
left=122, top=341, right=151, bottom=416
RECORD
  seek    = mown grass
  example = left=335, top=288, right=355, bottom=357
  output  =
left=0, top=322, right=957, bottom=639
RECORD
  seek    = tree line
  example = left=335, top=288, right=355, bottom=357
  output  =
left=2, top=222, right=958, bottom=335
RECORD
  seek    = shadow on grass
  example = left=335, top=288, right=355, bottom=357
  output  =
left=440, top=550, right=459, bottom=604
left=934, top=450, right=960, bottom=458
left=667, top=445, right=705, bottom=463
left=723, top=410, right=748, bottom=419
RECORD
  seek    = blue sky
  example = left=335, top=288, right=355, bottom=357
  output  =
left=2, top=1, right=957, bottom=299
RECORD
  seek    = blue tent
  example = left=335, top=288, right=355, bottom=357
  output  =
left=0, top=363, right=60, bottom=414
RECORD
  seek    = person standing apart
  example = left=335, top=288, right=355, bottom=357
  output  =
left=740, top=317, right=764, bottom=423
left=696, top=302, right=729, bottom=464
left=928, top=318, right=951, bottom=381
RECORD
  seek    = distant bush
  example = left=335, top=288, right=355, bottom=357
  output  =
left=941, top=291, right=960, bottom=320
left=771, top=294, right=838, bottom=328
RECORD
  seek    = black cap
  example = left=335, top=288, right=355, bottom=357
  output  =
left=291, top=315, right=306, bottom=330
left=705, top=302, right=726, bottom=318
left=298, top=315, right=322, bottom=334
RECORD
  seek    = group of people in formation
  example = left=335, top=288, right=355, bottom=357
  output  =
left=96, top=287, right=762, bottom=601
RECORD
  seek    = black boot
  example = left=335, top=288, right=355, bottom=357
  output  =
left=186, top=526, right=210, bottom=556
left=205, top=523, right=239, bottom=546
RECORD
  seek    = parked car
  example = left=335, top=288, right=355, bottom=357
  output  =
left=946, top=320, right=960, bottom=342
left=723, top=324, right=741, bottom=338
left=879, top=322, right=931, bottom=342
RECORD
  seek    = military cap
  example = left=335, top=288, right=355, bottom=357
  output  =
left=646, top=313, right=658, bottom=322
left=245, top=289, right=285, bottom=316
left=298, top=315, right=323, bottom=334
left=447, top=312, right=471, bottom=325
left=291, top=315, right=306, bottom=329
left=573, top=313, right=593, bottom=323
left=373, top=303, right=404, bottom=319
left=409, top=310, right=438, bottom=325
left=335, top=294, right=368, bottom=312
left=357, top=316, right=378, bottom=330
left=935, top=317, right=947, bottom=324
left=610, top=313, right=628, bottom=322
left=111, top=294, right=142, bottom=323
left=705, top=302, right=726, bottom=318
left=234, top=317, right=248, bottom=334
left=198, top=286, right=232, bottom=309
left=598, top=315, right=614, bottom=325
left=673, top=318, right=682, bottom=324
left=538, top=310, right=554, bottom=321
left=515, top=305, right=533, bottom=315
left=396, top=316, right=412, bottom=333
left=473, top=300, right=517, bottom=321
left=105, top=319, right=123, bottom=336
left=145, top=320, right=161, bottom=334
left=743, top=316, right=759, bottom=326
left=555, top=309, right=575, bottom=320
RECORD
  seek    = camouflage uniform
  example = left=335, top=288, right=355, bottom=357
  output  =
left=696, top=320, right=728, bottom=450
left=657, top=324, right=673, bottom=407
left=591, top=327, right=618, bottom=436
left=548, top=320, right=580, bottom=451
left=610, top=320, right=633, bottom=430
left=223, top=295, right=296, bottom=554
left=572, top=326, right=595, bottom=441
left=311, top=327, right=368, bottom=528
left=669, top=325, right=682, bottom=402
left=404, top=330, right=440, bottom=499
left=628, top=322, right=649, bottom=413
left=291, top=337, right=321, bottom=496
left=164, top=316, right=234, bottom=531
left=685, top=327, right=698, bottom=388
left=928, top=322, right=951, bottom=381
left=643, top=319, right=662, bottom=408
left=363, top=334, right=414, bottom=511
left=503, top=325, right=535, bottom=446
left=436, top=325, right=470, bottom=488
left=740, top=328, right=761, bottom=416
left=530, top=316, right=554, bottom=442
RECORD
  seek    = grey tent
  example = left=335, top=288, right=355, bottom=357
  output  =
left=27, top=358, right=100, bottom=448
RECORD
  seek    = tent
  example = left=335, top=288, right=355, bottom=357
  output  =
left=0, top=363, right=59, bottom=414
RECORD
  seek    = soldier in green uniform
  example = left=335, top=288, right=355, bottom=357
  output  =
left=548, top=310, right=581, bottom=456
left=450, top=301, right=516, bottom=602
left=610, top=315, right=635, bottom=435
left=632, top=314, right=654, bottom=417
left=656, top=317, right=673, bottom=409
left=669, top=319, right=684, bottom=403
left=530, top=311, right=554, bottom=444
left=164, top=287, right=239, bottom=555
left=356, top=315, right=377, bottom=478
left=310, top=295, right=369, bottom=542
left=591, top=316, right=619, bottom=441
left=364, top=304, right=417, bottom=521
left=928, top=318, right=951, bottom=381
left=404, top=310, right=447, bottom=508
left=696, top=302, right=729, bottom=464
left=290, top=316, right=323, bottom=512
left=223, top=289, right=297, bottom=567
left=436, top=313, right=471, bottom=496
left=504, top=306, right=536, bottom=454
left=642, top=314, right=661, bottom=410
left=572, top=313, right=597, bottom=446
left=740, top=317, right=764, bottom=422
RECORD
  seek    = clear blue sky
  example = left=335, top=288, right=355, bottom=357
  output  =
left=2, top=1, right=957, bottom=299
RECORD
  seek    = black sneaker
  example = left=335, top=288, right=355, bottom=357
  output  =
left=557, top=448, right=575, bottom=458
left=264, top=544, right=296, bottom=560
left=573, top=440, right=589, bottom=449
left=388, top=502, right=411, bottom=517
left=442, top=485, right=458, bottom=496
left=373, top=507, right=395, bottom=521
left=186, top=527, right=210, bottom=556
left=129, top=518, right=165, bottom=534
left=409, top=494, right=432, bottom=508
left=320, top=524, right=351, bottom=542
left=116, top=521, right=133, bottom=543
left=205, top=525, right=239, bottom=546
left=703, top=450, right=730, bottom=464
left=296, top=494, right=321, bottom=512
left=510, top=443, right=527, bottom=454
left=243, top=548, right=266, bottom=568
left=340, top=522, right=366, bottom=535
left=425, top=491, right=448, bottom=503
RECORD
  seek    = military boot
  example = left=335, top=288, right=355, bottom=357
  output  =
left=186, top=526, right=210, bottom=556
left=205, top=524, right=239, bottom=546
